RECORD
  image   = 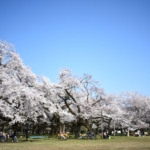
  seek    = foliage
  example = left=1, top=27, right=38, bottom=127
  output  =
left=0, top=41, right=150, bottom=135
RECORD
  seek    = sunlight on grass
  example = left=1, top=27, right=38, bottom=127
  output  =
left=0, top=136, right=150, bottom=150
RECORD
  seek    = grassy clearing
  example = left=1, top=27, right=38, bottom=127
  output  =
left=0, top=136, right=150, bottom=150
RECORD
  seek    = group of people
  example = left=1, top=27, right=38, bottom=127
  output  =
left=86, top=131, right=94, bottom=139
left=0, top=131, right=18, bottom=142
left=58, top=132, right=69, bottom=140
left=79, top=131, right=95, bottom=139
left=133, top=130, right=144, bottom=137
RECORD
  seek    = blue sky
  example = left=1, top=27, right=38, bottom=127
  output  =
left=1, top=0, right=150, bottom=96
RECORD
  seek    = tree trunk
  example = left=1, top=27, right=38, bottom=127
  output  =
left=107, top=118, right=112, bottom=136
left=74, top=123, right=82, bottom=139
left=21, top=124, right=24, bottom=134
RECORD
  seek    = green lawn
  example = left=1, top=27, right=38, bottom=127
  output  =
left=1, top=136, right=150, bottom=150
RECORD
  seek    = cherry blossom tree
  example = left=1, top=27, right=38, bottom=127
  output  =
left=118, top=92, right=150, bottom=130
left=0, top=41, right=47, bottom=126
left=1, top=41, right=150, bottom=137
left=49, top=68, right=107, bottom=137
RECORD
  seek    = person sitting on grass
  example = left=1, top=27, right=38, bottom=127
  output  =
left=59, top=132, right=66, bottom=140
left=9, top=131, right=18, bottom=142
left=86, top=131, right=92, bottom=139
left=0, top=132, right=6, bottom=142
left=103, top=131, right=109, bottom=139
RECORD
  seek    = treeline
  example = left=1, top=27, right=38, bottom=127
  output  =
left=0, top=41, right=150, bottom=138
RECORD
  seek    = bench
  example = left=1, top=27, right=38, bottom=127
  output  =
left=29, top=136, right=48, bottom=139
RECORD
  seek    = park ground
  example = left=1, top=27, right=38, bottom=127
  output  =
left=0, top=136, right=150, bottom=150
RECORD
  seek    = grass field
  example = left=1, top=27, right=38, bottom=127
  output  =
left=0, top=136, right=150, bottom=150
